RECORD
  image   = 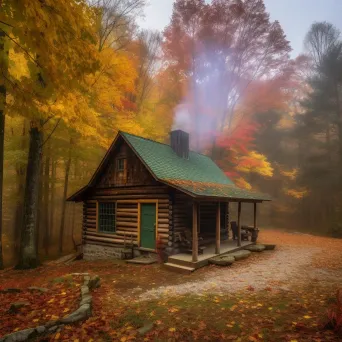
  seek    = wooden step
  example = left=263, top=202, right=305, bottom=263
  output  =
left=164, top=262, right=195, bottom=274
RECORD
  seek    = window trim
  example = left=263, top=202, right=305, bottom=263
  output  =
left=96, top=201, right=116, bottom=234
left=116, top=158, right=125, bottom=171
left=115, top=158, right=127, bottom=184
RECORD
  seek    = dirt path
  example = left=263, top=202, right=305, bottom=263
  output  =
left=138, top=244, right=342, bottom=300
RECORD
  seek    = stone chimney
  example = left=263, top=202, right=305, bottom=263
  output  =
left=170, top=130, right=189, bottom=159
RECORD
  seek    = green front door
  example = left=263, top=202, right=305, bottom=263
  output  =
left=140, top=203, right=156, bottom=249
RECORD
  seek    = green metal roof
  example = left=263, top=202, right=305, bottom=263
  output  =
left=122, top=132, right=234, bottom=185
left=122, top=132, right=270, bottom=201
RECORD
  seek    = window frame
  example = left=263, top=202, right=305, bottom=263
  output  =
left=97, top=201, right=116, bottom=234
left=116, top=158, right=125, bottom=171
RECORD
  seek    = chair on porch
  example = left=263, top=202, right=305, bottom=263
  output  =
left=231, top=221, right=249, bottom=241
left=175, top=230, right=206, bottom=255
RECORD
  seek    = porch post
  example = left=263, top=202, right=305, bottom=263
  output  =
left=192, top=201, right=198, bottom=262
left=253, top=202, right=257, bottom=230
left=216, top=202, right=220, bottom=254
left=237, top=202, right=242, bottom=247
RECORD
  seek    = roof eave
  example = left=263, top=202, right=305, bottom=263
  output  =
left=67, top=185, right=89, bottom=202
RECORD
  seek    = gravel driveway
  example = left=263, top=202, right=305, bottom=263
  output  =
left=138, top=245, right=342, bottom=301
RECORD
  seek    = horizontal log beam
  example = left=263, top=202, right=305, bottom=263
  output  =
left=93, top=195, right=169, bottom=200
left=117, top=222, right=138, bottom=228
left=158, top=219, right=169, bottom=224
left=86, top=235, right=138, bottom=245
left=157, top=228, right=170, bottom=233
left=94, top=187, right=169, bottom=196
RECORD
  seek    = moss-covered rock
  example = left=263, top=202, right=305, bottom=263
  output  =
left=230, top=250, right=251, bottom=261
left=245, top=244, right=266, bottom=252
left=264, top=244, right=276, bottom=250
left=209, top=255, right=235, bottom=266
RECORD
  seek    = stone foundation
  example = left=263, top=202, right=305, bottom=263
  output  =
left=83, top=244, right=125, bottom=260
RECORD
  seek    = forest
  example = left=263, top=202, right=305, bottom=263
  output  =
left=0, top=0, right=342, bottom=269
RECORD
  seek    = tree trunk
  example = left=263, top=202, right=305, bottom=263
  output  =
left=49, top=159, right=56, bottom=246
left=13, top=121, right=27, bottom=260
left=0, top=28, right=10, bottom=269
left=16, top=124, right=43, bottom=269
left=35, top=156, right=44, bottom=253
left=0, top=95, right=4, bottom=270
left=59, top=140, right=72, bottom=254
left=43, top=149, right=50, bottom=255
left=71, top=203, right=77, bottom=251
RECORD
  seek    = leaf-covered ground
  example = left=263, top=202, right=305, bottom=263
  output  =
left=0, top=275, right=81, bottom=338
left=1, top=229, right=342, bottom=341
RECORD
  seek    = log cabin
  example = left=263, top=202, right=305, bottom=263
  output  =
left=68, top=130, right=270, bottom=272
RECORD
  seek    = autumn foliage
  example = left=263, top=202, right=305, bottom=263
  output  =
left=0, top=275, right=81, bottom=337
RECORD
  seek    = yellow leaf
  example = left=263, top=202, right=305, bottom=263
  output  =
left=55, top=332, right=60, bottom=340
left=257, top=303, right=263, bottom=307
left=120, top=337, right=127, bottom=342
left=303, top=315, right=311, bottom=319
left=290, top=340, right=298, bottom=342
left=169, top=327, right=176, bottom=332
left=33, top=319, right=39, bottom=322
left=61, top=292, right=67, bottom=295
left=63, top=308, right=70, bottom=313
left=74, top=340, right=79, bottom=342
left=268, top=307, right=273, bottom=310
left=51, top=315, right=59, bottom=320
left=48, top=299, right=55, bottom=304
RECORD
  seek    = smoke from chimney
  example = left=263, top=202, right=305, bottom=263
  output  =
left=172, top=104, right=191, bottom=131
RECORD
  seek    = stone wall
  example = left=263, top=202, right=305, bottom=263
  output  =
left=83, top=244, right=125, bottom=260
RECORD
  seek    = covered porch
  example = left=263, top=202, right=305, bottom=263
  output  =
left=165, top=197, right=262, bottom=273
left=167, top=239, right=253, bottom=270
left=189, top=200, right=259, bottom=262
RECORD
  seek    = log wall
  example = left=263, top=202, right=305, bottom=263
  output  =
left=82, top=185, right=172, bottom=250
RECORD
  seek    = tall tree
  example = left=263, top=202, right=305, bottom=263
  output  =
left=286, top=22, right=342, bottom=235
left=1, top=0, right=100, bottom=268
left=304, top=21, right=340, bottom=68
left=91, top=0, right=146, bottom=52
left=164, top=0, right=291, bottom=154
left=0, top=26, right=10, bottom=269
left=59, top=137, right=73, bottom=255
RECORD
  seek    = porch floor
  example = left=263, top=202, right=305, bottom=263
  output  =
left=168, top=239, right=253, bottom=270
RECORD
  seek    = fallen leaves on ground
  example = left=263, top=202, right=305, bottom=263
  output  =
left=0, top=229, right=341, bottom=341
left=0, top=275, right=81, bottom=338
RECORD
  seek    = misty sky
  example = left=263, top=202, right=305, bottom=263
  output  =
left=138, top=0, right=342, bottom=58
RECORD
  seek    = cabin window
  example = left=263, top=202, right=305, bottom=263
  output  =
left=116, top=158, right=127, bottom=183
left=117, top=158, right=125, bottom=171
left=98, top=202, right=116, bottom=233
